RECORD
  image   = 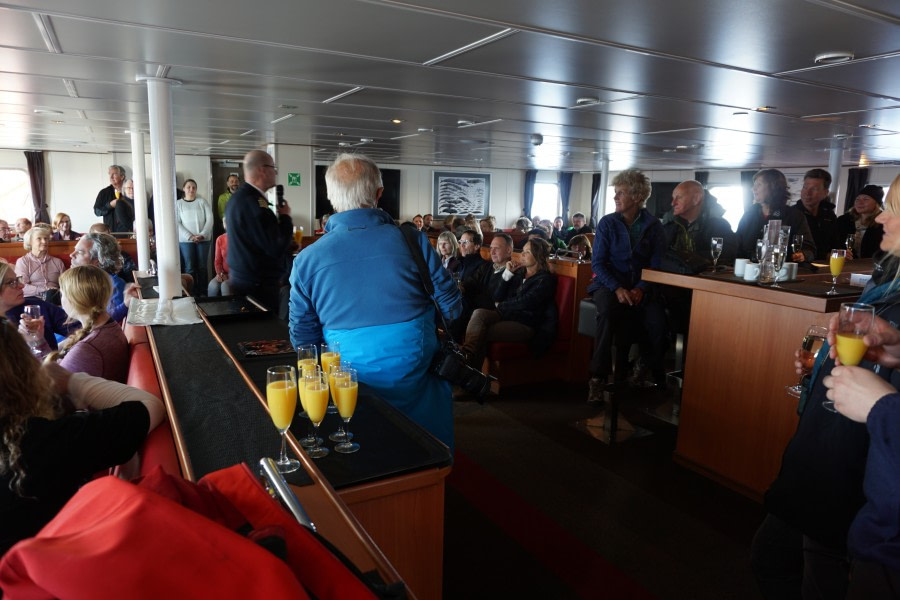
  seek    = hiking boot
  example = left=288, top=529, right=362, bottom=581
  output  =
left=587, top=377, right=607, bottom=406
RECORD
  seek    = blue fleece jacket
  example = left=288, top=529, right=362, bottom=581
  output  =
left=587, top=208, right=665, bottom=294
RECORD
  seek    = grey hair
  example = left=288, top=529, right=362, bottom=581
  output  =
left=109, top=165, right=125, bottom=177
left=83, top=232, right=124, bottom=274
left=325, top=153, right=383, bottom=213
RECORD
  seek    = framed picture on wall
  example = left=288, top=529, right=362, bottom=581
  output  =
left=432, top=172, right=491, bottom=217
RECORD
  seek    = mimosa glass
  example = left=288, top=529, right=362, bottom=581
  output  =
left=320, top=341, right=341, bottom=415
left=303, top=370, right=330, bottom=458
left=825, top=303, right=876, bottom=411
left=334, top=368, right=360, bottom=454
left=297, top=364, right=324, bottom=449
left=328, top=363, right=354, bottom=443
left=786, top=325, right=827, bottom=398
left=827, top=249, right=846, bottom=295
left=266, top=365, right=300, bottom=473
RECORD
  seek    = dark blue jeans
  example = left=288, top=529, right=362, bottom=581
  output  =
left=179, top=241, right=211, bottom=296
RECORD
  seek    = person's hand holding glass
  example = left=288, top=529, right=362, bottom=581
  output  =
left=823, top=303, right=876, bottom=411
left=267, top=365, right=300, bottom=473
left=21, top=304, right=44, bottom=355
left=786, top=325, right=828, bottom=398
left=333, top=368, right=360, bottom=454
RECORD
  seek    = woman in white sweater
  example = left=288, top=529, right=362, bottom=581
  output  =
left=175, top=179, right=213, bottom=295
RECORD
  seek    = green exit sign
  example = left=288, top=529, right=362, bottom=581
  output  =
left=287, top=172, right=301, bottom=186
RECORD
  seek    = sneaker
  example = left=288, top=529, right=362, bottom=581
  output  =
left=587, top=377, right=607, bottom=405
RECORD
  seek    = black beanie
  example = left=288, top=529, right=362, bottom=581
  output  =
left=858, top=184, right=885, bottom=204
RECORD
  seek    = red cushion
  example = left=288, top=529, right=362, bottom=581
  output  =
left=127, top=343, right=160, bottom=399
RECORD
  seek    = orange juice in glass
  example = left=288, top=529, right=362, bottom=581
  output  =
left=303, top=371, right=330, bottom=458
left=826, top=302, right=876, bottom=412
left=320, top=341, right=341, bottom=414
left=334, top=368, right=360, bottom=454
left=266, top=366, right=300, bottom=473
left=827, top=249, right=846, bottom=295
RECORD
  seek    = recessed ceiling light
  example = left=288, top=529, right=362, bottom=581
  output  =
left=391, top=119, right=403, bottom=124
left=676, top=145, right=688, bottom=150
left=417, top=128, right=433, bottom=133
left=338, top=142, right=351, bottom=147
left=662, top=148, right=677, bottom=153
left=360, top=137, right=373, bottom=143
left=859, top=124, right=879, bottom=129
left=576, top=97, right=600, bottom=106
left=814, top=51, right=854, bottom=65
left=33, top=108, right=63, bottom=115
left=756, top=106, right=776, bottom=112
left=278, top=104, right=297, bottom=109
left=51, top=120, right=64, bottom=124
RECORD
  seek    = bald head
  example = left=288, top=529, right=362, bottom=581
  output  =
left=671, top=180, right=705, bottom=223
left=243, top=150, right=277, bottom=191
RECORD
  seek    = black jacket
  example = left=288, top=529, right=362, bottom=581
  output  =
left=795, top=200, right=839, bottom=260
left=736, top=203, right=816, bottom=260
left=496, top=269, right=557, bottom=330
left=835, top=212, right=884, bottom=259
left=93, top=186, right=135, bottom=233
left=662, top=195, right=737, bottom=265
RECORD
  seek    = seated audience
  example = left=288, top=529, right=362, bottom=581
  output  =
left=16, top=226, right=64, bottom=304
left=587, top=168, right=668, bottom=402
left=423, top=213, right=438, bottom=232
left=836, top=184, right=885, bottom=259
left=437, top=231, right=460, bottom=273
left=70, top=233, right=133, bottom=322
left=460, top=238, right=557, bottom=369
left=1, top=260, right=73, bottom=350
left=50, top=212, right=81, bottom=241
left=88, top=223, right=137, bottom=282
left=750, top=173, right=900, bottom=597
left=794, top=168, right=839, bottom=260
left=0, top=317, right=165, bottom=554
left=457, top=229, right=489, bottom=280
left=451, top=233, right=514, bottom=341
left=208, top=218, right=232, bottom=297
left=564, top=212, right=593, bottom=243
left=479, top=217, right=495, bottom=234
left=0, top=220, right=11, bottom=242
left=553, top=216, right=565, bottom=236
left=736, top=168, right=815, bottom=261
left=662, top=180, right=736, bottom=264
left=412, top=214, right=424, bottom=231
left=13, top=218, right=31, bottom=242
left=39, top=265, right=129, bottom=383
left=567, top=234, right=592, bottom=260
left=513, top=217, right=531, bottom=234
left=452, top=216, right=467, bottom=237
left=315, top=212, right=331, bottom=234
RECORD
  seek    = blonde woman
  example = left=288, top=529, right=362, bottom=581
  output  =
left=44, top=265, right=129, bottom=383
left=0, top=318, right=164, bottom=553
left=437, top=231, right=460, bottom=272
left=15, top=225, right=65, bottom=303
left=51, top=212, right=81, bottom=241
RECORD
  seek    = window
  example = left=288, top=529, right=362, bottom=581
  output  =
left=0, top=169, right=31, bottom=224
left=708, top=185, right=745, bottom=231
left=531, top=182, right=559, bottom=222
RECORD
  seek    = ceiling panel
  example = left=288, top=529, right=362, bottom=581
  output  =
left=0, top=8, right=48, bottom=50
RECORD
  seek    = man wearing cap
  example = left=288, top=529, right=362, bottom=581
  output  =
left=836, top=184, right=885, bottom=259
left=794, top=168, right=838, bottom=261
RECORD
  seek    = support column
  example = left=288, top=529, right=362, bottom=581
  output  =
left=128, top=130, right=150, bottom=271
left=139, top=76, right=182, bottom=302
left=593, top=155, right=610, bottom=225
left=829, top=136, right=846, bottom=207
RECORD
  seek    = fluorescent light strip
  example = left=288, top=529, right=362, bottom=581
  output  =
left=239, top=129, right=256, bottom=136
left=76, top=110, right=87, bottom=120
left=156, top=65, right=171, bottom=78
left=458, top=118, right=503, bottom=129
left=322, top=87, right=365, bottom=104
left=62, top=79, right=79, bottom=98
left=390, top=133, right=420, bottom=140
left=218, top=140, right=230, bottom=145
left=33, top=14, right=61, bottom=53
left=423, top=28, right=518, bottom=66
left=270, top=114, right=295, bottom=124
left=642, top=127, right=703, bottom=135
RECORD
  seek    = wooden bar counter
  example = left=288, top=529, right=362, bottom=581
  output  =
left=643, top=265, right=869, bottom=500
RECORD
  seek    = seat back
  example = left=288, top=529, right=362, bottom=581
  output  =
left=554, top=274, right=575, bottom=345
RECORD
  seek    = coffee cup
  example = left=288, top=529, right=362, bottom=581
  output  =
left=743, top=263, right=760, bottom=281
left=734, top=258, right=749, bottom=277
left=778, top=262, right=798, bottom=281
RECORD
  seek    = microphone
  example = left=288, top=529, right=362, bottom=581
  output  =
left=276, top=184, right=286, bottom=208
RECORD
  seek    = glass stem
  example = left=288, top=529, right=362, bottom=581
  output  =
left=279, top=431, right=287, bottom=462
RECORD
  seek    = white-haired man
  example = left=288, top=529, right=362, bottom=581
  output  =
left=288, top=153, right=461, bottom=449
left=225, top=150, right=293, bottom=311
left=93, top=165, right=134, bottom=232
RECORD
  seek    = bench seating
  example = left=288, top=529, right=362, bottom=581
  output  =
left=484, top=273, right=578, bottom=390
left=124, top=322, right=181, bottom=477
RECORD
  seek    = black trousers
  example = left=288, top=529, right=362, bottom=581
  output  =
left=588, top=287, right=667, bottom=381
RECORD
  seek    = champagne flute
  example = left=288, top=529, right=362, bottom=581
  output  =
left=771, top=240, right=788, bottom=288
left=710, top=237, right=723, bottom=270
left=23, top=304, right=42, bottom=355
left=827, top=249, right=846, bottom=295
left=303, top=370, right=330, bottom=458
left=334, top=368, right=360, bottom=454
left=826, top=303, right=876, bottom=411
left=791, top=234, right=804, bottom=259
left=328, top=363, right=354, bottom=443
left=266, top=365, right=300, bottom=473
left=296, top=346, right=323, bottom=449
left=786, top=325, right=828, bottom=398
left=845, top=234, right=855, bottom=252
left=755, top=238, right=765, bottom=264
left=320, top=341, right=341, bottom=415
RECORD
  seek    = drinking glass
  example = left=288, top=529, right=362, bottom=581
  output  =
left=786, top=325, right=828, bottom=398
left=827, top=249, right=846, bottom=295
left=710, top=237, right=723, bottom=270
left=296, top=343, right=318, bottom=419
left=297, top=360, right=324, bottom=449
left=303, top=370, right=330, bottom=458
left=23, top=304, right=42, bottom=355
left=791, top=234, right=804, bottom=258
left=845, top=234, right=855, bottom=252
left=755, top=238, right=765, bottom=263
left=328, top=363, right=354, bottom=443
left=771, top=241, right=788, bottom=288
left=266, top=365, right=300, bottom=473
left=826, top=303, right=876, bottom=411
left=334, top=368, right=360, bottom=454
left=320, top=341, right=341, bottom=415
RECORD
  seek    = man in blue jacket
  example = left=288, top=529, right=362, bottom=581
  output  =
left=587, top=169, right=667, bottom=403
left=288, top=154, right=461, bottom=449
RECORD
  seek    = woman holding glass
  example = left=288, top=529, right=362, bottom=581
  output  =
left=15, top=226, right=65, bottom=304
left=175, top=178, right=213, bottom=295
left=751, top=173, right=900, bottom=597
left=736, top=168, right=816, bottom=262
left=0, top=317, right=166, bottom=554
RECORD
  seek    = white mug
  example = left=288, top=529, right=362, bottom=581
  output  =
left=779, top=262, right=798, bottom=281
left=734, top=258, right=749, bottom=277
left=744, top=263, right=760, bottom=281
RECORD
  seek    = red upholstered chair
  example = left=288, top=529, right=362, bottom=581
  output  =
left=485, top=274, right=576, bottom=390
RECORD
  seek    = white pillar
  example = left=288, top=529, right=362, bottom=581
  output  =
left=829, top=136, right=846, bottom=209
left=594, top=156, right=610, bottom=224
left=140, top=76, right=181, bottom=302
left=128, top=130, right=150, bottom=271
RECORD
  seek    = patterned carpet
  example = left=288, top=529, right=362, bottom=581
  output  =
left=442, top=383, right=765, bottom=600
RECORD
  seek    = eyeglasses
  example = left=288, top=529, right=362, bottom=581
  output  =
left=1, top=276, right=24, bottom=289
left=262, top=164, right=278, bottom=172
left=459, top=240, right=474, bottom=246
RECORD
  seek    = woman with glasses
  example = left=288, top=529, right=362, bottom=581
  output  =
left=50, top=212, right=81, bottom=242
left=0, top=317, right=165, bottom=554
left=0, top=260, right=74, bottom=350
